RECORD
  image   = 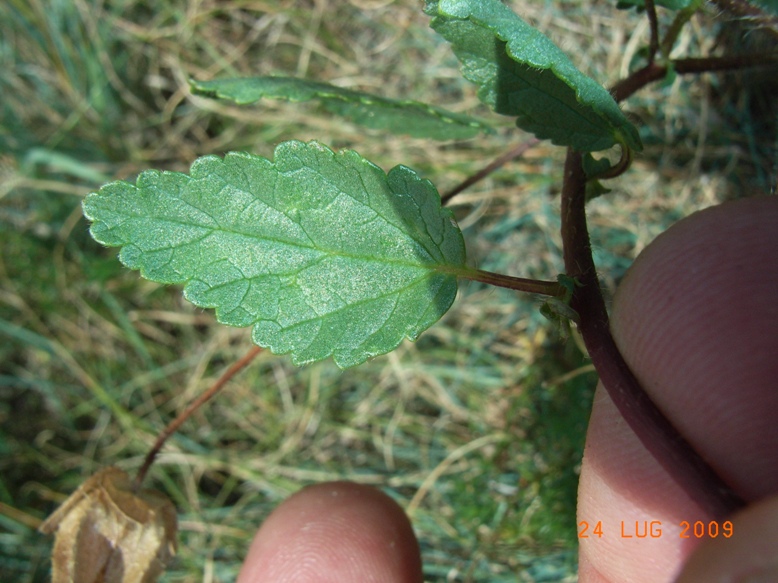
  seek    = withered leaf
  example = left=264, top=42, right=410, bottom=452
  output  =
left=40, top=467, right=177, bottom=583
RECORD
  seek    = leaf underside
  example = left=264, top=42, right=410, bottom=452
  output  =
left=83, top=141, right=466, bottom=368
left=190, top=76, right=491, bottom=141
left=425, top=0, right=642, bottom=152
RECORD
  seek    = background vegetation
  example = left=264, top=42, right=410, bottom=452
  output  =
left=1, top=0, right=774, bottom=581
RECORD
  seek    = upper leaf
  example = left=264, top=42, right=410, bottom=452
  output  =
left=425, top=0, right=642, bottom=152
left=83, top=141, right=466, bottom=368
left=190, top=76, right=491, bottom=141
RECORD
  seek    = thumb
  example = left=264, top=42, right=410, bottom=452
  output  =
left=675, top=495, right=778, bottom=582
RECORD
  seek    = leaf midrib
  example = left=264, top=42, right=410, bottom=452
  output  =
left=116, top=161, right=454, bottom=271
left=130, top=209, right=450, bottom=273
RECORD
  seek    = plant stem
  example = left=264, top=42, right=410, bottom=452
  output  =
left=457, top=267, right=563, bottom=296
left=644, top=0, right=660, bottom=63
left=610, top=53, right=778, bottom=102
left=589, top=145, right=633, bottom=181
left=567, top=30, right=776, bottom=518
left=133, top=345, right=263, bottom=491
left=559, top=150, right=745, bottom=518
left=441, top=138, right=539, bottom=205
left=661, top=0, right=703, bottom=58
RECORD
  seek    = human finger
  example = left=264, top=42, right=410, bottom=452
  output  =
left=577, top=197, right=778, bottom=582
left=237, top=481, right=423, bottom=583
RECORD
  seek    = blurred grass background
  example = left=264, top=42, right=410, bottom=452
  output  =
left=0, top=0, right=775, bottom=581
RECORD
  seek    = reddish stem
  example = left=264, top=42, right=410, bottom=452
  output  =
left=611, top=53, right=778, bottom=103
left=560, top=150, right=745, bottom=518
left=134, top=345, right=262, bottom=490
left=458, top=267, right=562, bottom=296
left=441, top=138, right=539, bottom=205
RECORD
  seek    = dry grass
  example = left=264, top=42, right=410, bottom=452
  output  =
left=1, top=0, right=774, bottom=581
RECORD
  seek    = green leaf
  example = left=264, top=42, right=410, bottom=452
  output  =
left=425, top=0, right=642, bottom=152
left=190, top=76, right=491, bottom=141
left=83, top=141, right=466, bottom=368
left=582, top=153, right=613, bottom=201
left=582, top=153, right=614, bottom=179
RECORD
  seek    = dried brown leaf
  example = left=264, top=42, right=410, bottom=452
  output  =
left=40, top=467, right=177, bottom=583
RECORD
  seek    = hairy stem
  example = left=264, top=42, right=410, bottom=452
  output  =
left=134, top=346, right=262, bottom=491
left=560, top=150, right=745, bottom=518
left=610, top=52, right=778, bottom=102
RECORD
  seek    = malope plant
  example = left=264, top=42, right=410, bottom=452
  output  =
left=39, top=0, right=777, bottom=580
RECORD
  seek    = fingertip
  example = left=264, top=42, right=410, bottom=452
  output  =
left=237, top=482, right=422, bottom=583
